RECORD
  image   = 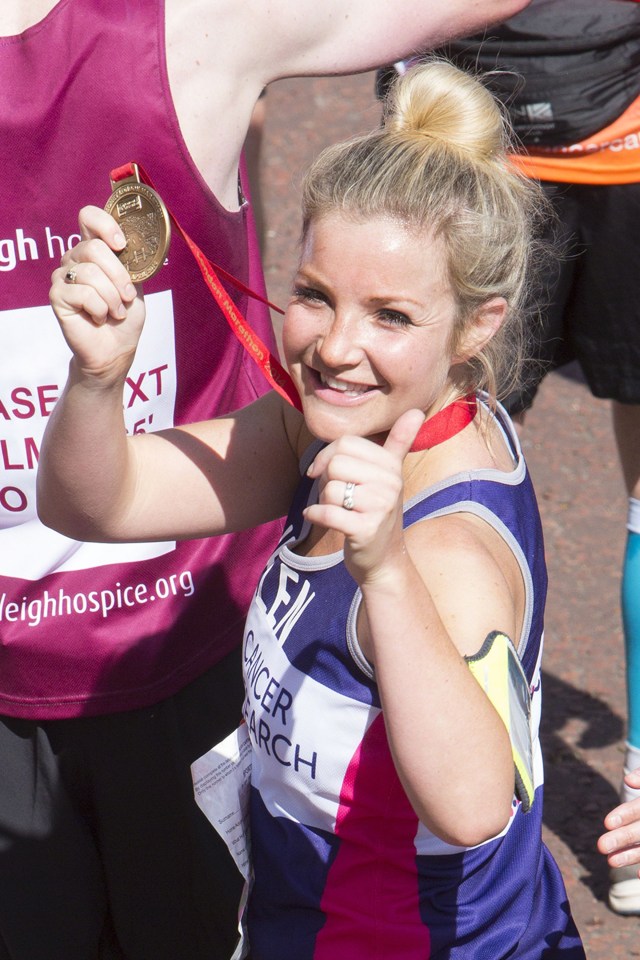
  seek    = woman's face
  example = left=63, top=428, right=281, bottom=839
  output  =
left=283, top=212, right=466, bottom=443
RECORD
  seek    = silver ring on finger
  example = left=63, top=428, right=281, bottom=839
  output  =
left=342, top=481, right=356, bottom=511
left=64, top=268, right=77, bottom=284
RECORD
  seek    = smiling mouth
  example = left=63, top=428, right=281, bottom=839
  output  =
left=318, top=372, right=374, bottom=398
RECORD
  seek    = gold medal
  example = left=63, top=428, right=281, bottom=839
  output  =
left=104, top=163, right=171, bottom=282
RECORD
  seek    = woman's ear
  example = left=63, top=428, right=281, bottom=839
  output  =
left=453, top=297, right=508, bottom=362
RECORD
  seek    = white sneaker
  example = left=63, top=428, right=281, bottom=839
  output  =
left=609, top=863, right=640, bottom=915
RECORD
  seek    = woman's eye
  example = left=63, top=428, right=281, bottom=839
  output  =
left=379, top=309, right=412, bottom=327
left=292, top=285, right=327, bottom=305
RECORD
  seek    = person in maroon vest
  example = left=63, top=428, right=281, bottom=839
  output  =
left=0, top=2, right=528, bottom=958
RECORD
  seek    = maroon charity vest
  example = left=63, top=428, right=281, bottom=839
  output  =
left=0, top=0, right=280, bottom=717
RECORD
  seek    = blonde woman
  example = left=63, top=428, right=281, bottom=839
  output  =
left=41, top=61, right=584, bottom=958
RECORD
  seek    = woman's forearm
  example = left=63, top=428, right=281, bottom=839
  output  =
left=37, top=357, right=137, bottom=541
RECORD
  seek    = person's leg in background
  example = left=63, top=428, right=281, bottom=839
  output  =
left=0, top=715, right=114, bottom=960
left=0, top=647, right=248, bottom=960
left=90, top=648, right=247, bottom=959
left=502, top=182, right=578, bottom=426
left=569, top=179, right=640, bottom=913
left=610, top=401, right=640, bottom=913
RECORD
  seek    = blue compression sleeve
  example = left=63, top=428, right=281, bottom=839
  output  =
left=623, top=508, right=640, bottom=749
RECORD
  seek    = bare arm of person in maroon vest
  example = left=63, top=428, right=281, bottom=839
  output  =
left=164, top=0, right=530, bottom=209
left=1, top=1, right=529, bottom=215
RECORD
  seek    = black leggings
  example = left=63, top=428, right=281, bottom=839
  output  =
left=0, top=648, right=245, bottom=960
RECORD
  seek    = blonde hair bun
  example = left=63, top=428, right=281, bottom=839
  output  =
left=385, top=59, right=510, bottom=162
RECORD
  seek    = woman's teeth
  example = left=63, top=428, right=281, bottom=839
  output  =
left=322, top=374, right=370, bottom=397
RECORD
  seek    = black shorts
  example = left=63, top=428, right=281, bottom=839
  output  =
left=0, top=648, right=246, bottom=960
left=505, top=179, right=640, bottom=413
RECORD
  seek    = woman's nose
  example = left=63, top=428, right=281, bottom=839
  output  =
left=316, top=312, right=365, bottom=368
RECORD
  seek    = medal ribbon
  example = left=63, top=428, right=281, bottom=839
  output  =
left=109, top=163, right=477, bottom=449
left=110, top=162, right=300, bottom=411
left=409, top=393, right=477, bottom=451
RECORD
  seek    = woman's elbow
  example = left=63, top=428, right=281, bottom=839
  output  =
left=36, top=489, right=103, bottom=543
left=37, top=503, right=86, bottom=540
left=454, top=798, right=514, bottom=848
left=36, top=490, right=67, bottom=536
left=426, top=783, right=515, bottom=848
left=437, top=807, right=513, bottom=849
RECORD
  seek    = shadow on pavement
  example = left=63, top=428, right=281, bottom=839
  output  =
left=541, top=669, right=624, bottom=903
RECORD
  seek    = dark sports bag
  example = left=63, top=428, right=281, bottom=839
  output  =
left=438, top=0, right=640, bottom=146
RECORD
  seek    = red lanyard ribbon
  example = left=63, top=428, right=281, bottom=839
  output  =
left=110, top=162, right=302, bottom=411
left=109, top=163, right=476, bottom=447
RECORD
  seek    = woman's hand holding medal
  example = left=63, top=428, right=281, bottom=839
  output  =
left=50, top=165, right=171, bottom=383
left=50, top=205, right=146, bottom=386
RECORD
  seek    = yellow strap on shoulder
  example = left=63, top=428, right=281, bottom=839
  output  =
left=465, top=631, right=535, bottom=813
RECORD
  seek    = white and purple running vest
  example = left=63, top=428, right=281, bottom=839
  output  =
left=243, top=402, right=585, bottom=959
